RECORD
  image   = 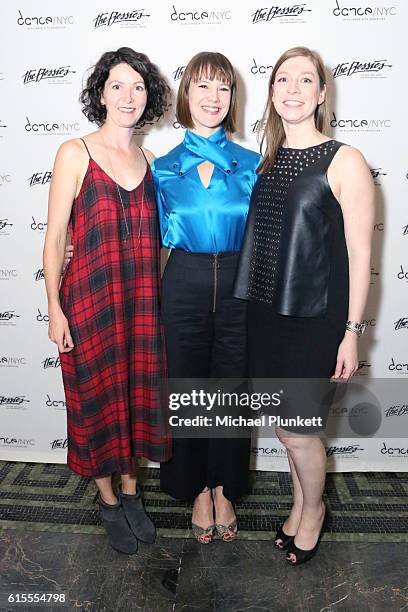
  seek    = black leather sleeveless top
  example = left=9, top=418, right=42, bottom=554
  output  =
left=234, top=140, right=349, bottom=317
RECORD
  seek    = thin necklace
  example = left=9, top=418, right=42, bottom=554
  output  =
left=100, top=131, right=144, bottom=247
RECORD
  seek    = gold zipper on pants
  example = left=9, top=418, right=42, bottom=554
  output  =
left=213, top=253, right=219, bottom=313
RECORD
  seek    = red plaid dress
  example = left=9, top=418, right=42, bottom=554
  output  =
left=59, top=152, right=171, bottom=477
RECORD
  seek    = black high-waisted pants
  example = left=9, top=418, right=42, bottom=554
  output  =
left=160, top=249, right=250, bottom=501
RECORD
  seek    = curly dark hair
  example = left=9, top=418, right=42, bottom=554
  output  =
left=80, top=47, right=170, bottom=127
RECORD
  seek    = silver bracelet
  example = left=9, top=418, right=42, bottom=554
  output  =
left=346, top=320, right=367, bottom=337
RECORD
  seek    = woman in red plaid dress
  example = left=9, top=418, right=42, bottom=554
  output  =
left=43, top=48, right=171, bottom=554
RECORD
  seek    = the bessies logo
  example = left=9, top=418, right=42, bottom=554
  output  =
left=355, top=360, right=371, bottom=377
left=30, top=216, right=47, bottom=232
left=22, top=66, right=76, bottom=85
left=25, top=117, right=80, bottom=136
left=332, top=59, right=392, bottom=79
left=250, top=118, right=267, bottom=134
left=331, top=112, right=391, bottom=132
left=250, top=58, right=273, bottom=77
left=0, top=311, right=20, bottom=326
left=17, top=10, right=74, bottom=29
left=93, top=10, right=150, bottom=28
left=370, top=168, right=387, bottom=186
left=0, top=119, right=7, bottom=137
left=0, top=394, right=30, bottom=407
left=34, top=268, right=45, bottom=281
left=0, top=269, right=17, bottom=281
left=385, top=404, right=408, bottom=418
left=0, top=173, right=12, bottom=186
left=0, top=357, right=27, bottom=368
left=251, top=4, right=312, bottom=23
left=403, top=224, right=408, bottom=236
left=0, top=218, right=13, bottom=236
left=29, top=171, right=52, bottom=187
left=332, top=1, right=397, bottom=20
left=326, top=444, right=363, bottom=457
left=388, top=358, right=408, bottom=375
left=50, top=438, right=68, bottom=450
left=170, top=5, right=232, bottom=24
left=42, top=356, right=61, bottom=369
left=394, top=318, right=408, bottom=331
left=172, top=66, right=185, bottom=81
left=0, top=436, right=35, bottom=448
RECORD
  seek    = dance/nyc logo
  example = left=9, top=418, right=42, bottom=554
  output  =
left=331, top=113, right=391, bottom=132
left=0, top=357, right=27, bottom=368
left=25, top=117, right=80, bottom=136
left=251, top=4, right=312, bottom=23
left=250, top=59, right=273, bottom=77
left=93, top=10, right=150, bottom=28
left=332, top=59, right=392, bottom=79
left=22, top=66, right=76, bottom=85
left=170, top=5, right=232, bottom=23
left=0, top=269, right=17, bottom=280
left=36, top=309, right=49, bottom=323
left=388, top=358, right=408, bottom=374
left=30, top=217, right=47, bottom=232
left=17, top=10, right=74, bottom=28
left=0, top=437, right=35, bottom=447
left=0, top=174, right=12, bottom=186
left=46, top=395, right=66, bottom=410
left=332, top=1, right=397, bottom=19
left=397, top=266, right=408, bottom=283
left=29, top=172, right=52, bottom=187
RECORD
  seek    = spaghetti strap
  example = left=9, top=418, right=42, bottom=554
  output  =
left=80, top=138, right=92, bottom=159
left=139, top=147, right=150, bottom=165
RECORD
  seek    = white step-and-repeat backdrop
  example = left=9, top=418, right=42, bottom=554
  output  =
left=1, top=0, right=407, bottom=472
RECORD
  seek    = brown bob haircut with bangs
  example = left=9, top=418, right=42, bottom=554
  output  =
left=176, top=51, right=237, bottom=133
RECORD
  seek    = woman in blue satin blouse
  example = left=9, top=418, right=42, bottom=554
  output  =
left=152, top=52, right=260, bottom=543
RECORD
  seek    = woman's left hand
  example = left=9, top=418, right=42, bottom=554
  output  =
left=332, top=332, right=359, bottom=381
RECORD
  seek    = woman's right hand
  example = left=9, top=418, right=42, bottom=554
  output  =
left=48, top=308, right=74, bottom=353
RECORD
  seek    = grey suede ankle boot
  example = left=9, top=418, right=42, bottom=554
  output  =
left=119, top=488, right=156, bottom=544
left=98, top=496, right=138, bottom=554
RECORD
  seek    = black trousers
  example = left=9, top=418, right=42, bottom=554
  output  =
left=160, top=249, right=250, bottom=501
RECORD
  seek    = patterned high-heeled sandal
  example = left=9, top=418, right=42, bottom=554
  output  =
left=215, top=518, right=238, bottom=542
left=191, top=523, right=215, bottom=544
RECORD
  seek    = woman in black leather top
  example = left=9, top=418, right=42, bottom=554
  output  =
left=235, top=47, right=374, bottom=565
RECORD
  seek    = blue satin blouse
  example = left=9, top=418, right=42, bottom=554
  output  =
left=151, top=128, right=261, bottom=253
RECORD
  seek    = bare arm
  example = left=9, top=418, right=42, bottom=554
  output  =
left=43, top=140, right=85, bottom=352
left=328, top=146, right=375, bottom=379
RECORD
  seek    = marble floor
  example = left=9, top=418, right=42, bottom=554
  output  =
left=0, top=530, right=407, bottom=612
